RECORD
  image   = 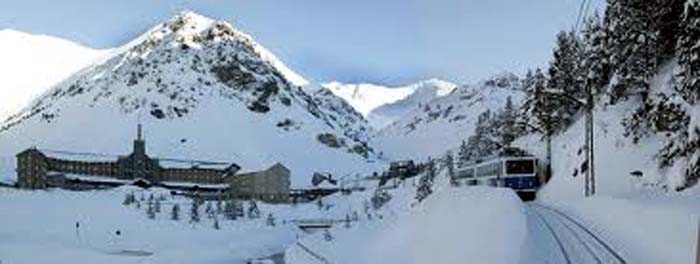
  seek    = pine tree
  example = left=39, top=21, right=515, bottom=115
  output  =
left=675, top=0, right=700, bottom=104
left=605, top=0, right=658, bottom=103
left=549, top=31, right=584, bottom=100
left=676, top=0, right=700, bottom=186
left=498, top=96, right=522, bottom=145
left=523, top=69, right=555, bottom=135
left=223, top=200, right=238, bottom=220
left=147, top=200, right=156, bottom=220
left=266, top=213, right=276, bottom=227
left=215, top=200, right=223, bottom=215
left=457, top=140, right=469, bottom=167
left=415, top=158, right=436, bottom=202
left=547, top=31, right=585, bottom=126
left=205, top=201, right=214, bottom=219
left=445, top=151, right=457, bottom=186
left=154, top=199, right=161, bottom=213
left=653, top=0, right=686, bottom=60
left=344, top=214, right=351, bottom=228
left=247, top=200, right=260, bottom=219
left=122, top=192, right=136, bottom=206
left=213, top=216, right=221, bottom=230
left=316, top=198, right=324, bottom=211
left=323, top=229, right=333, bottom=241
left=190, top=201, right=201, bottom=224
left=171, top=203, right=180, bottom=221
left=522, top=68, right=556, bottom=178
left=580, top=12, right=612, bottom=95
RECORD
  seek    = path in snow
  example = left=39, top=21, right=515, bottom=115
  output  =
left=520, top=203, right=627, bottom=264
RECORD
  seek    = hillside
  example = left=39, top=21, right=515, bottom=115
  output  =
left=372, top=72, right=524, bottom=160
left=323, top=79, right=456, bottom=129
left=0, top=29, right=109, bottom=122
left=514, top=61, right=689, bottom=197
left=0, top=12, right=380, bottom=186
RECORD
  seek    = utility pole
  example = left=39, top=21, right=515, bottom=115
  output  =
left=584, top=81, right=596, bottom=196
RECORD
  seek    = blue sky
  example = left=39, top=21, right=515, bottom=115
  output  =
left=0, top=0, right=605, bottom=86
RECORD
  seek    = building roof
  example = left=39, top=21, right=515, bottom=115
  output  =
left=159, top=159, right=239, bottom=171
left=60, top=173, right=133, bottom=184
left=37, top=149, right=118, bottom=162
left=159, top=181, right=228, bottom=189
left=235, top=162, right=288, bottom=175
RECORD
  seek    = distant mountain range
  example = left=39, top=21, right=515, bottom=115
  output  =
left=323, top=79, right=456, bottom=129
left=372, top=72, right=525, bottom=160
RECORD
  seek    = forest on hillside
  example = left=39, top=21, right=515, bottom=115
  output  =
left=457, top=0, right=700, bottom=190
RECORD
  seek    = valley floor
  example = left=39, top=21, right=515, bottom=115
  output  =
left=2, top=179, right=700, bottom=264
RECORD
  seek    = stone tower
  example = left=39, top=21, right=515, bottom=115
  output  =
left=132, top=123, right=148, bottom=179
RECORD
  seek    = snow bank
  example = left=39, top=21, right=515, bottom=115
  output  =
left=287, top=186, right=527, bottom=264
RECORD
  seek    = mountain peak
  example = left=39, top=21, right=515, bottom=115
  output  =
left=166, top=10, right=216, bottom=33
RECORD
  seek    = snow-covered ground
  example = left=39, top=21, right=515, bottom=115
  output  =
left=541, top=193, right=700, bottom=264
left=0, top=186, right=302, bottom=263
left=286, top=167, right=527, bottom=264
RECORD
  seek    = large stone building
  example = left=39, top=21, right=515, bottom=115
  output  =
left=16, top=125, right=291, bottom=202
left=225, top=163, right=291, bottom=203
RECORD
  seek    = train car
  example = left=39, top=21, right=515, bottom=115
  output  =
left=454, top=156, right=540, bottom=194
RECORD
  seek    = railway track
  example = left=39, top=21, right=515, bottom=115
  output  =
left=526, top=204, right=626, bottom=264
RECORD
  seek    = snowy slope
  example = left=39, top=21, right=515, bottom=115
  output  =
left=0, top=12, right=379, bottom=186
left=512, top=62, right=685, bottom=198
left=0, top=29, right=109, bottom=122
left=323, top=79, right=456, bottom=129
left=286, top=166, right=527, bottom=264
left=373, top=72, right=525, bottom=160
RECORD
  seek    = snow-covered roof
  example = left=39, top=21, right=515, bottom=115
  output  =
left=39, top=149, right=118, bottom=162
left=159, top=181, right=228, bottom=189
left=60, top=173, right=132, bottom=184
left=314, top=181, right=338, bottom=190
left=159, top=159, right=234, bottom=170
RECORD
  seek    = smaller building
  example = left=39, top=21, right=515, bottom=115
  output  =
left=225, top=163, right=291, bottom=203
left=16, top=148, right=49, bottom=189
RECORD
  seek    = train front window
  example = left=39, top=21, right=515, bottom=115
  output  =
left=505, top=160, right=534, bottom=174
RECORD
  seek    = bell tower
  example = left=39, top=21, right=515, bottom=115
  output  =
left=134, top=123, right=146, bottom=158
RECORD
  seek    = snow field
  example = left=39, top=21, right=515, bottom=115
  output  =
left=0, top=186, right=302, bottom=264
left=287, top=182, right=528, bottom=264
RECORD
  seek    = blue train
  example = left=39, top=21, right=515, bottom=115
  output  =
left=454, top=156, right=540, bottom=194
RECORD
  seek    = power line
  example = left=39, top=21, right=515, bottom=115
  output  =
left=574, top=0, right=590, bottom=33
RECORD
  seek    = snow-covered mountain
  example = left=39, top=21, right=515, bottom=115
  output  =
left=372, top=72, right=524, bottom=160
left=0, top=12, right=379, bottom=186
left=0, top=29, right=109, bottom=122
left=323, top=79, right=456, bottom=129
